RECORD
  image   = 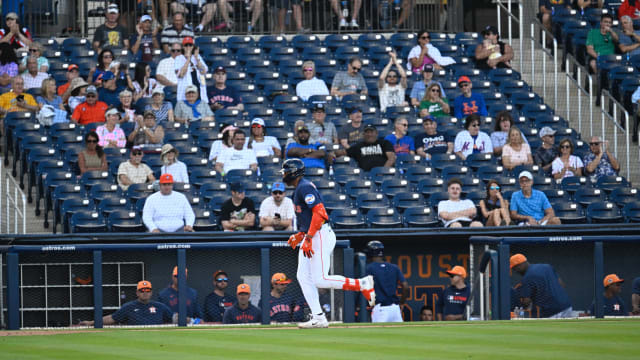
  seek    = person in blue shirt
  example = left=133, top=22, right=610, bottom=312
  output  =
left=510, top=170, right=561, bottom=226
left=436, top=265, right=470, bottom=321
left=203, top=269, right=237, bottom=322
left=632, top=277, right=640, bottom=315
left=97, top=71, right=124, bottom=107
left=384, top=117, right=415, bottom=155
left=510, top=253, right=573, bottom=318
left=158, top=266, right=203, bottom=320
left=365, top=240, right=409, bottom=323
left=223, top=284, right=261, bottom=324
left=80, top=280, right=174, bottom=326
left=285, top=124, right=326, bottom=169
left=590, top=274, right=628, bottom=316
left=453, top=76, right=487, bottom=119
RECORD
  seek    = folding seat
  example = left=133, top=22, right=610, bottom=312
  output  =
left=434, top=44, right=460, bottom=58
left=26, top=146, right=59, bottom=200
left=273, top=94, right=302, bottom=111
left=509, top=91, right=543, bottom=110
left=384, top=105, right=413, bottom=121
left=586, top=201, right=623, bottom=224
left=521, top=104, right=554, bottom=119
left=108, top=209, right=146, bottom=232
left=236, top=47, right=265, bottom=66
left=488, top=68, right=521, bottom=86
left=79, top=170, right=111, bottom=191
left=88, top=183, right=122, bottom=206
left=552, top=201, right=587, bottom=224
left=543, top=189, right=571, bottom=203
left=607, top=65, right=637, bottom=96
left=163, top=131, right=193, bottom=146
left=189, top=168, right=221, bottom=189
left=207, top=58, right=238, bottom=71
left=465, top=153, right=497, bottom=171
left=263, top=83, right=291, bottom=97
left=511, top=164, right=542, bottom=178
left=595, top=175, right=629, bottom=193
left=34, top=159, right=69, bottom=212
left=205, top=195, right=228, bottom=214
left=533, top=115, right=569, bottom=130
left=395, top=154, right=422, bottom=171
left=225, top=169, right=259, bottom=183
left=4, top=111, right=36, bottom=161
left=389, top=33, right=416, bottom=51
left=15, top=131, right=49, bottom=179
left=61, top=38, right=91, bottom=56
left=193, top=207, right=218, bottom=231
left=366, top=207, right=402, bottom=228
left=464, top=190, right=485, bottom=205
left=306, top=95, right=334, bottom=106
left=494, top=175, right=519, bottom=193
left=300, top=46, right=330, bottom=61
left=427, top=191, right=450, bottom=209
left=610, top=187, right=640, bottom=207
left=257, top=35, right=288, bottom=52
left=195, top=35, right=223, bottom=49
left=403, top=206, right=439, bottom=227
left=441, top=165, right=471, bottom=180
left=324, top=34, right=355, bottom=51
left=329, top=208, right=366, bottom=229
left=332, top=166, right=363, bottom=186
left=322, top=193, right=352, bottom=213
left=344, top=179, right=376, bottom=199
left=560, top=176, right=589, bottom=194
left=70, top=210, right=107, bottom=233
left=429, top=153, right=460, bottom=171
left=476, top=165, right=506, bottom=182
left=498, top=79, right=530, bottom=97
left=391, top=192, right=424, bottom=213
left=59, top=197, right=95, bottom=233
left=291, top=34, right=321, bottom=52
left=97, top=197, right=130, bottom=218
left=367, top=166, right=400, bottom=185
left=226, top=35, right=256, bottom=54
left=67, top=47, right=97, bottom=63
left=125, top=183, right=155, bottom=205
left=623, top=201, right=640, bottom=222
left=405, top=165, right=437, bottom=184
left=334, top=46, right=364, bottom=64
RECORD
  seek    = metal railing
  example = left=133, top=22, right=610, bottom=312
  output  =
left=600, top=90, right=632, bottom=180
left=495, top=0, right=523, bottom=71
left=0, top=157, right=27, bottom=234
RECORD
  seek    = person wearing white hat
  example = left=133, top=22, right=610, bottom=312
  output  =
left=533, top=126, right=558, bottom=175
left=144, top=87, right=174, bottom=125
left=131, top=14, right=160, bottom=63
left=160, top=143, right=189, bottom=184
left=174, top=84, right=214, bottom=125
left=509, top=171, right=561, bottom=226
left=246, top=117, right=282, bottom=158
left=96, top=107, right=126, bottom=148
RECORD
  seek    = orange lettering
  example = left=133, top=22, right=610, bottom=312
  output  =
left=397, top=255, right=411, bottom=278
left=438, top=254, right=452, bottom=278
left=417, top=254, right=432, bottom=278
left=457, top=254, right=470, bottom=271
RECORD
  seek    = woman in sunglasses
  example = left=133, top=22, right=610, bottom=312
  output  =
left=552, top=138, right=583, bottom=182
left=406, top=30, right=455, bottom=74
left=295, top=60, right=329, bottom=102
left=90, top=49, right=115, bottom=85
left=479, top=179, right=512, bottom=226
left=78, top=131, right=107, bottom=175
left=419, top=83, right=450, bottom=118
left=19, top=42, right=48, bottom=73
left=247, top=117, right=281, bottom=158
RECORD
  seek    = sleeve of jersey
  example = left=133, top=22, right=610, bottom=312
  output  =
left=306, top=203, right=329, bottom=237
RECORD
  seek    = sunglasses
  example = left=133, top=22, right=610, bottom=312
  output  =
left=86, top=139, right=98, bottom=143
left=398, top=123, right=408, bottom=127
left=560, top=145, right=571, bottom=149
left=490, top=186, right=500, bottom=190
left=303, top=68, right=314, bottom=72
left=183, top=43, right=194, bottom=47
left=430, top=89, right=440, bottom=92
left=420, top=36, right=430, bottom=40
left=86, top=94, right=97, bottom=98
left=171, top=49, right=182, bottom=53
left=132, top=151, right=143, bottom=155
left=29, top=49, right=39, bottom=53
left=216, top=278, right=229, bottom=282
left=351, top=66, right=361, bottom=71
left=103, top=55, right=113, bottom=58
left=470, top=123, right=480, bottom=127
left=589, top=142, right=601, bottom=146
left=272, top=191, right=284, bottom=195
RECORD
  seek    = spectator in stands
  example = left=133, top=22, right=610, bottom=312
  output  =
left=590, top=274, right=628, bottom=316
left=407, top=30, right=456, bottom=74
left=174, top=85, right=214, bottom=125
left=618, top=0, right=640, bottom=20
left=0, top=43, right=18, bottom=89
left=71, top=86, right=108, bottom=125
left=90, top=49, right=116, bottom=85
left=96, top=108, right=127, bottom=148
left=158, top=266, right=202, bottom=319
left=129, top=110, right=165, bottom=147
left=204, top=270, right=237, bottom=323
left=67, top=78, right=89, bottom=113
left=295, top=60, right=329, bottom=102
left=247, top=117, right=281, bottom=158
left=0, top=12, right=32, bottom=50
left=246, top=0, right=264, bottom=33
left=415, top=115, right=453, bottom=160
left=479, top=179, right=512, bottom=226
left=411, top=64, right=445, bottom=109
left=261, top=273, right=305, bottom=323
left=502, top=127, right=533, bottom=171
left=330, top=57, right=368, bottom=99
left=586, top=13, right=618, bottom=74
left=146, top=87, right=174, bottom=125
left=156, top=43, right=181, bottom=89
left=79, top=280, right=174, bottom=326
left=437, top=266, right=470, bottom=320
left=510, top=253, right=572, bottom=318
left=385, top=117, right=415, bottom=155
left=538, top=0, right=572, bottom=41
left=273, top=0, right=307, bottom=35
left=454, top=114, right=493, bottom=161
left=475, top=25, right=513, bottom=70
left=220, top=182, right=257, bottom=231
left=307, top=103, right=338, bottom=146
left=216, top=129, right=258, bottom=174
left=0, top=77, right=39, bottom=123
left=195, top=0, right=234, bottom=32
left=117, top=89, right=136, bottom=124
left=98, top=71, right=124, bottom=107
left=286, top=119, right=306, bottom=147
left=378, top=52, right=408, bottom=112
left=391, top=0, right=416, bottom=30
left=78, top=131, right=108, bottom=175
left=632, top=277, right=640, bottom=315
left=130, top=15, right=160, bottom=63
left=21, top=56, right=48, bottom=90
left=330, top=0, right=361, bottom=28
left=19, top=42, right=48, bottom=73
left=285, top=124, right=327, bottom=169
left=161, top=12, right=194, bottom=54
left=552, top=138, right=584, bottom=182
left=117, top=145, right=156, bottom=190
left=209, top=66, right=244, bottom=112
left=583, top=136, right=619, bottom=182
left=209, top=123, right=236, bottom=162
left=223, top=284, right=261, bottom=324
left=338, top=107, right=365, bottom=149
left=143, top=173, right=195, bottom=232
left=617, top=15, right=640, bottom=58
left=174, top=37, right=208, bottom=102
left=92, top=4, right=130, bottom=53
left=419, top=83, right=450, bottom=118
left=58, top=65, right=80, bottom=99
left=533, top=126, right=558, bottom=174
left=453, top=76, right=488, bottom=119
left=510, top=171, right=561, bottom=226
left=160, top=143, right=188, bottom=183
left=36, top=78, right=64, bottom=111
left=491, top=111, right=527, bottom=157
left=420, top=306, right=434, bottom=321
left=131, top=62, right=157, bottom=101
left=438, top=178, right=483, bottom=228
left=259, top=182, right=295, bottom=231
left=333, top=124, right=396, bottom=171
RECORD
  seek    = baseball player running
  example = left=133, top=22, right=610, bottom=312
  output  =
left=365, top=240, right=409, bottom=322
left=282, top=158, right=376, bottom=328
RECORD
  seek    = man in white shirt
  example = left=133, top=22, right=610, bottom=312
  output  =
left=156, top=43, right=181, bottom=89
left=215, top=129, right=258, bottom=174
left=117, top=146, right=156, bottom=191
left=259, top=182, right=295, bottom=231
left=438, top=178, right=483, bottom=228
left=142, top=174, right=195, bottom=232
left=21, top=56, right=49, bottom=90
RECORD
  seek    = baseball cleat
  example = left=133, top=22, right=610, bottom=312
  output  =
left=298, top=314, right=329, bottom=329
left=360, top=275, right=376, bottom=307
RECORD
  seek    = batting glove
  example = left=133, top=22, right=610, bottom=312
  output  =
left=287, top=232, right=305, bottom=249
left=301, top=236, right=314, bottom=258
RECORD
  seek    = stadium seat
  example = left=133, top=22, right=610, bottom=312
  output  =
left=552, top=201, right=587, bottom=224
left=623, top=201, right=640, bottom=222
left=322, top=193, right=352, bottom=213
left=405, top=165, right=437, bottom=184
left=430, top=153, right=461, bottom=171
left=574, top=188, right=607, bottom=207
left=356, top=193, right=390, bottom=214
left=193, top=208, right=218, bottom=231
left=560, top=176, right=589, bottom=193
left=367, top=166, right=400, bottom=185
left=595, top=176, right=629, bottom=193
left=586, top=202, right=624, bottom=224
left=199, top=182, right=230, bottom=203
left=392, top=192, right=425, bottom=213
left=366, top=208, right=403, bottom=228
left=97, top=197, right=130, bottom=218
left=125, top=183, right=155, bottom=205
left=380, top=179, right=412, bottom=198
left=70, top=210, right=107, bottom=233
left=465, top=153, right=497, bottom=171
left=344, top=180, right=376, bottom=199
left=403, top=206, right=439, bottom=227
left=324, top=34, right=355, bottom=50
left=610, top=187, right=640, bottom=207
left=225, top=169, right=259, bottom=183
left=332, top=166, right=363, bottom=186
left=329, top=208, right=366, bottom=229
left=543, top=189, right=571, bottom=203
left=476, top=165, right=506, bottom=182
left=108, top=209, right=146, bottom=232
left=441, top=165, right=471, bottom=180
left=428, top=192, right=451, bottom=209
left=80, top=170, right=111, bottom=190
left=59, top=197, right=95, bottom=233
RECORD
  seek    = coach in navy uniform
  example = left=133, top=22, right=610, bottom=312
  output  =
left=223, top=284, right=261, bottom=324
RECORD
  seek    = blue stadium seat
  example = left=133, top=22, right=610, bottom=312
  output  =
left=367, top=166, right=400, bottom=185
left=430, top=153, right=461, bottom=171
left=366, top=207, right=402, bottom=228
left=97, top=197, right=130, bottom=218
left=291, top=34, right=321, bottom=52
left=193, top=207, right=218, bottom=231
left=322, top=193, right=352, bottom=213
left=390, top=33, right=416, bottom=51
left=595, top=175, right=629, bottom=193
left=465, top=153, right=497, bottom=171
left=405, top=165, right=437, bottom=184
left=476, top=165, right=506, bottom=182
left=552, top=201, right=587, bottom=224
left=332, top=166, right=364, bottom=186
left=610, top=187, right=640, bottom=207
left=125, top=183, right=155, bottom=205
left=587, top=201, right=624, bottom=224
left=70, top=210, right=107, bottom=233
left=43, top=171, right=76, bottom=228
left=623, top=201, right=640, bottom=223
left=560, top=176, right=589, bottom=194
left=324, top=34, right=355, bottom=50
left=441, top=165, right=471, bottom=180
left=59, top=197, right=95, bottom=233
left=334, top=46, right=364, bottom=64
left=416, top=178, right=445, bottom=200
left=224, top=169, right=259, bottom=183
left=80, top=170, right=111, bottom=190
left=392, top=192, right=425, bottom=213
left=257, top=35, right=288, bottom=51
left=226, top=35, right=256, bottom=53
left=403, top=206, right=439, bottom=227
left=543, top=189, right=571, bottom=203
left=108, top=209, right=146, bottom=232
left=428, top=192, right=450, bottom=209
left=379, top=178, right=411, bottom=198
left=344, top=179, right=376, bottom=199
left=356, top=193, right=391, bottom=214
left=329, top=208, right=366, bottom=229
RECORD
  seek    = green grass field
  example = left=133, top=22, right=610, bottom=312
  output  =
left=1, top=320, right=639, bottom=359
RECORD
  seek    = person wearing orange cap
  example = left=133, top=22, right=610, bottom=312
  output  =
left=158, top=266, right=203, bottom=320
left=204, top=270, right=237, bottom=322
left=142, top=173, right=195, bottom=232
left=510, top=253, right=572, bottom=318
left=79, top=280, right=174, bottom=326
left=453, top=76, right=487, bottom=119
left=436, top=265, right=470, bottom=321
left=223, top=284, right=262, bottom=324
left=589, top=274, right=628, bottom=316
left=259, top=273, right=305, bottom=323
left=174, top=36, right=207, bottom=102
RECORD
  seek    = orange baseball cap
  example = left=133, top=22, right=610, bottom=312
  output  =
left=446, top=266, right=467, bottom=279
left=237, top=283, right=251, bottom=294
left=458, top=75, right=471, bottom=84
left=603, top=274, right=624, bottom=287
left=510, top=254, right=527, bottom=269
left=182, top=36, right=194, bottom=45
left=271, top=272, right=292, bottom=284
left=172, top=266, right=188, bottom=276
left=137, top=280, right=152, bottom=291
left=160, top=173, right=174, bottom=184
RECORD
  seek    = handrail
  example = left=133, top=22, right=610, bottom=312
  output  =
left=495, top=0, right=524, bottom=71
left=530, top=19, right=559, bottom=111
left=0, top=157, right=27, bottom=234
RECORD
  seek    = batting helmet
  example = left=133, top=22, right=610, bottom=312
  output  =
left=366, top=240, right=384, bottom=257
left=281, top=158, right=305, bottom=184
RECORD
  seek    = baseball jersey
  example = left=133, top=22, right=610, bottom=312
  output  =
left=517, top=264, right=571, bottom=318
left=633, top=277, right=640, bottom=295
left=293, top=178, right=324, bottom=233
left=203, top=292, right=237, bottom=322
left=259, top=294, right=305, bottom=323
left=111, top=300, right=173, bottom=325
left=436, top=285, right=470, bottom=318
left=366, top=262, right=406, bottom=306
left=209, top=86, right=242, bottom=108
left=222, top=303, right=262, bottom=324
left=589, top=295, right=627, bottom=316
left=157, top=285, right=203, bottom=319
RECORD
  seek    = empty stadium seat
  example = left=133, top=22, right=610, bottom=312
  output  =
left=366, top=208, right=403, bottom=228
left=329, top=208, right=366, bottom=229
left=403, top=206, right=439, bottom=227
left=70, top=210, right=107, bottom=233
left=586, top=202, right=624, bottom=224
left=552, top=201, right=587, bottom=224
left=108, top=210, right=146, bottom=232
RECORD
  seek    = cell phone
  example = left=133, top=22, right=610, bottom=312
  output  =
left=16, top=95, right=24, bottom=102
left=274, top=213, right=281, bottom=219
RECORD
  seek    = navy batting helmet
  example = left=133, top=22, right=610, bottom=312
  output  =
left=366, top=240, right=384, bottom=257
left=281, top=158, right=305, bottom=184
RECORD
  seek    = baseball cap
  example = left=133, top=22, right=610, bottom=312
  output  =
left=518, top=171, right=533, bottom=181
left=230, top=182, right=245, bottom=192
left=423, top=64, right=434, bottom=73
left=172, top=266, right=188, bottom=276
left=107, top=4, right=119, bottom=14
left=86, top=85, right=98, bottom=95
left=446, top=266, right=467, bottom=279
left=214, top=66, right=226, bottom=73
left=251, top=117, right=265, bottom=127
left=458, top=76, right=471, bottom=85
left=137, top=280, right=152, bottom=291
left=296, top=124, right=310, bottom=133
left=132, top=145, right=143, bottom=152
left=271, top=272, right=292, bottom=284
left=482, top=25, right=499, bottom=36
left=5, top=12, right=19, bottom=20
left=182, top=36, right=194, bottom=45
left=67, top=64, right=79, bottom=72
left=272, top=182, right=285, bottom=192
left=185, top=84, right=198, bottom=94
left=140, top=15, right=152, bottom=23
left=152, top=87, right=164, bottom=96
left=603, top=274, right=624, bottom=287
left=313, top=103, right=326, bottom=112
left=364, top=123, right=377, bottom=132
left=348, top=107, right=362, bottom=115
left=539, top=126, right=557, bottom=138
left=159, top=173, right=174, bottom=184
left=143, top=110, right=156, bottom=118
left=105, top=108, right=119, bottom=117
left=423, top=115, right=436, bottom=123
left=509, top=253, right=527, bottom=269
left=213, top=270, right=228, bottom=279
left=237, top=283, right=251, bottom=294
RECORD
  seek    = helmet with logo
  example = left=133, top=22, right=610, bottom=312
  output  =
left=366, top=240, right=384, bottom=257
left=281, top=158, right=305, bottom=185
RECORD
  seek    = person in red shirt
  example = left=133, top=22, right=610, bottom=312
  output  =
left=71, top=85, right=108, bottom=125
left=619, top=0, right=640, bottom=19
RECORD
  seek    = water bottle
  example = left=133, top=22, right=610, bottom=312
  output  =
left=393, top=0, right=401, bottom=12
left=342, top=0, right=349, bottom=18
left=245, top=0, right=251, bottom=11
left=120, top=290, right=126, bottom=303
left=518, top=307, right=525, bottom=318
left=380, top=0, right=390, bottom=29
left=329, top=165, right=334, bottom=177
